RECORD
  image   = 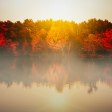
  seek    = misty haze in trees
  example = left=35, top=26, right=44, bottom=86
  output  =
left=0, top=18, right=112, bottom=58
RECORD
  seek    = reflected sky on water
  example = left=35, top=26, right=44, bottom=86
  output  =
left=0, top=54, right=112, bottom=112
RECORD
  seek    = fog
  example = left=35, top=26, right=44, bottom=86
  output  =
left=0, top=54, right=112, bottom=92
left=0, top=54, right=112, bottom=112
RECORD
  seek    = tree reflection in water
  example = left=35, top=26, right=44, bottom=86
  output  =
left=0, top=54, right=112, bottom=93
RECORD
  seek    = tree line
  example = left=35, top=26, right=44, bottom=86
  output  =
left=0, top=18, right=112, bottom=57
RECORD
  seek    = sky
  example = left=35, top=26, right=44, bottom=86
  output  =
left=0, top=0, right=112, bottom=23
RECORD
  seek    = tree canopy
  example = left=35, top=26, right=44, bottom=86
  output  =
left=0, top=18, right=112, bottom=57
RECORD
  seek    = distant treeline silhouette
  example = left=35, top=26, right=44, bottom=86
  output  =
left=0, top=18, right=112, bottom=57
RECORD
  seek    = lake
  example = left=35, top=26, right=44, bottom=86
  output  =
left=0, top=54, right=112, bottom=112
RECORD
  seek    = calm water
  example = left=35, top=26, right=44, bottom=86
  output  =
left=0, top=54, right=112, bottom=112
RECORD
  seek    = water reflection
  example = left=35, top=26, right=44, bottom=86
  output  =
left=0, top=54, right=112, bottom=112
left=0, top=54, right=112, bottom=93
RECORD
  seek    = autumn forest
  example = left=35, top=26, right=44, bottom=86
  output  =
left=0, top=18, right=112, bottom=58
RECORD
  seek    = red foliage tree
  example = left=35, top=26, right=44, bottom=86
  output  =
left=102, top=29, right=112, bottom=50
left=0, top=33, right=6, bottom=47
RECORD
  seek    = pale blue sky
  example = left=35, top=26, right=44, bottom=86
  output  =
left=0, top=0, right=112, bottom=22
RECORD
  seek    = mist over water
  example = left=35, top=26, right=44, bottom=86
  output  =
left=0, top=0, right=112, bottom=111
left=0, top=54, right=112, bottom=112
